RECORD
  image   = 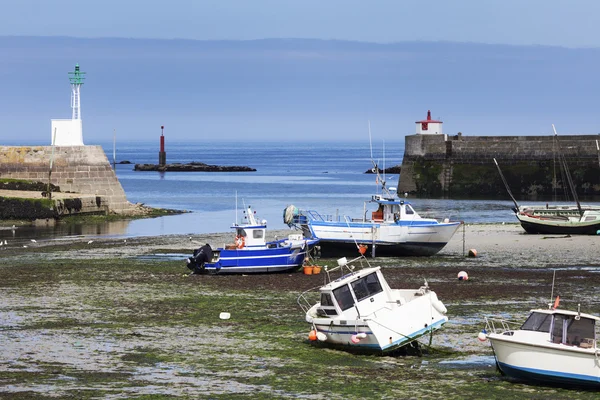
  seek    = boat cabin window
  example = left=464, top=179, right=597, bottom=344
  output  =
left=320, top=292, right=334, bottom=307
left=253, top=230, right=264, bottom=239
left=236, top=229, right=246, bottom=237
left=551, top=315, right=595, bottom=346
left=317, top=292, right=338, bottom=316
left=520, top=312, right=552, bottom=332
left=405, top=205, right=415, bottom=215
left=333, top=284, right=354, bottom=311
left=350, top=272, right=383, bottom=302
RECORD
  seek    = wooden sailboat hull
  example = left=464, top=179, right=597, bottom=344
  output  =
left=517, top=214, right=600, bottom=235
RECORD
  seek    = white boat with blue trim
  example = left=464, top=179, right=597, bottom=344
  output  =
left=186, top=205, right=318, bottom=274
left=297, top=255, right=448, bottom=353
left=481, top=304, right=600, bottom=388
left=284, top=182, right=460, bottom=257
left=284, top=132, right=460, bottom=257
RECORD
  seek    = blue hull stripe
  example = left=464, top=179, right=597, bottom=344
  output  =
left=497, top=362, right=600, bottom=387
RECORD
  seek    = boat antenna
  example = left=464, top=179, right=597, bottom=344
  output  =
left=552, top=124, right=583, bottom=217
left=493, top=158, right=519, bottom=211
left=383, top=139, right=386, bottom=186
left=596, top=140, right=600, bottom=169
left=549, top=269, right=556, bottom=309
left=368, top=122, right=393, bottom=198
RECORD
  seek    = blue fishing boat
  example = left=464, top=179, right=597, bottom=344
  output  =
left=187, top=205, right=318, bottom=274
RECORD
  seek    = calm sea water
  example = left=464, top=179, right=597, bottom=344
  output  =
left=104, top=139, right=517, bottom=238
left=5, top=139, right=598, bottom=241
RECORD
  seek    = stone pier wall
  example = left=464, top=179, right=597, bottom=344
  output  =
left=398, top=134, right=600, bottom=198
left=0, top=145, right=133, bottom=213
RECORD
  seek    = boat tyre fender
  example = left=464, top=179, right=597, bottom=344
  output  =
left=236, top=235, right=245, bottom=249
left=433, top=300, right=447, bottom=314
left=430, top=293, right=447, bottom=314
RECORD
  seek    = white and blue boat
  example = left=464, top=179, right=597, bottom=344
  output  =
left=187, top=205, right=318, bottom=274
left=297, top=255, right=448, bottom=353
left=482, top=305, right=600, bottom=388
left=284, top=180, right=461, bottom=257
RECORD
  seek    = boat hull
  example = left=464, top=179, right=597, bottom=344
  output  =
left=517, top=215, right=600, bottom=235
left=203, top=245, right=308, bottom=274
left=489, top=335, right=600, bottom=388
left=311, top=317, right=447, bottom=353
left=308, top=221, right=460, bottom=257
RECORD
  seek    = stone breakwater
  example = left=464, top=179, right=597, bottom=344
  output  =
left=0, top=145, right=133, bottom=214
left=398, top=133, right=600, bottom=197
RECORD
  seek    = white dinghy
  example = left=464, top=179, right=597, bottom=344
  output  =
left=297, top=255, right=448, bottom=353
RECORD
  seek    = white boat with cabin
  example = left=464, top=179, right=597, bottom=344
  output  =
left=297, top=255, right=448, bottom=353
left=481, top=304, right=600, bottom=388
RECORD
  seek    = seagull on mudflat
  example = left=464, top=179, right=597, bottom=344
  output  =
left=87, top=240, right=94, bottom=245
left=30, top=239, right=37, bottom=243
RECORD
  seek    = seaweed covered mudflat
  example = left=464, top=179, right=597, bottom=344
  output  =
left=1, top=224, right=599, bottom=399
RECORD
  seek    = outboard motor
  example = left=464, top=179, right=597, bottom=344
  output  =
left=186, top=243, right=213, bottom=274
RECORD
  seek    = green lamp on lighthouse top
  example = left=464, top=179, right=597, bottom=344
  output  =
left=68, top=63, right=86, bottom=85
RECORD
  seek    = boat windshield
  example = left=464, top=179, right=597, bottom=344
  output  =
left=333, top=284, right=354, bottom=311
left=350, top=272, right=383, bottom=302
left=521, top=312, right=552, bottom=332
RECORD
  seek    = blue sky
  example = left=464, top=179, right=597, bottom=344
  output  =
left=3, top=0, right=599, bottom=48
left=1, top=2, right=600, bottom=143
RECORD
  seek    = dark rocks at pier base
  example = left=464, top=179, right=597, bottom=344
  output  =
left=134, top=162, right=256, bottom=172
left=365, top=166, right=401, bottom=174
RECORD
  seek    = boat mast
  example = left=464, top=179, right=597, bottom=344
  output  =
left=368, top=121, right=393, bottom=198
left=493, top=158, right=520, bottom=211
left=552, top=125, right=583, bottom=217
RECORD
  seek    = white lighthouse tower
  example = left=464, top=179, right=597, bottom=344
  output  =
left=51, top=63, right=85, bottom=146
left=415, top=110, right=443, bottom=135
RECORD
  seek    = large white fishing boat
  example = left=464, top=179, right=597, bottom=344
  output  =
left=297, top=255, right=448, bottom=353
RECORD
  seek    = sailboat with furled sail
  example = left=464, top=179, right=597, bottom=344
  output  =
left=495, top=125, right=600, bottom=235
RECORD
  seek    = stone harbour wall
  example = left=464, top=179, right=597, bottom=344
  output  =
left=398, top=134, right=600, bottom=198
left=0, top=145, right=133, bottom=213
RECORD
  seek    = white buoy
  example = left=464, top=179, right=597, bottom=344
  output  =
left=316, top=332, right=327, bottom=341
left=478, top=330, right=487, bottom=341
left=458, top=271, right=469, bottom=281
left=219, top=312, right=231, bottom=320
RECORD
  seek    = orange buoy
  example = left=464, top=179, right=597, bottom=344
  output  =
left=312, top=266, right=321, bottom=274
left=468, top=249, right=477, bottom=257
left=303, top=266, right=314, bottom=275
left=308, top=330, right=318, bottom=341
left=358, top=245, right=367, bottom=255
